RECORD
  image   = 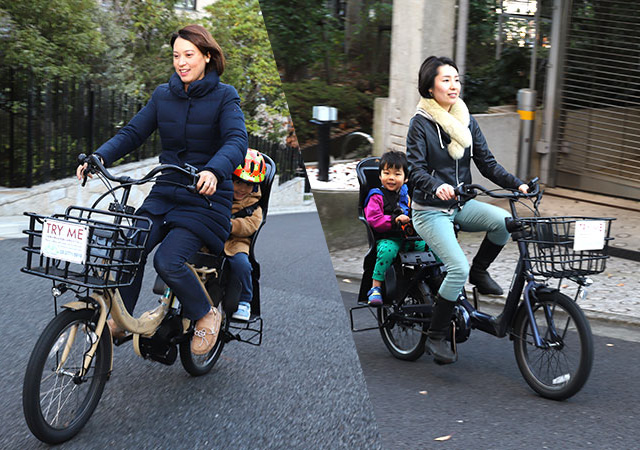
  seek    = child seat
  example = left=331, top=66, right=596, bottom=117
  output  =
left=154, top=153, right=276, bottom=321
left=355, top=156, right=440, bottom=304
left=355, top=156, right=383, bottom=303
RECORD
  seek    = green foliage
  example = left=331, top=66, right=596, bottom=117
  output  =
left=464, top=46, right=530, bottom=113
left=103, top=0, right=185, bottom=99
left=282, top=79, right=373, bottom=144
left=260, top=0, right=339, bottom=81
left=204, top=0, right=289, bottom=141
left=467, top=0, right=498, bottom=69
left=0, top=0, right=107, bottom=80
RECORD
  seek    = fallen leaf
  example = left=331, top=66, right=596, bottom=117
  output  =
left=561, top=284, right=568, bottom=288
left=434, top=435, right=452, bottom=441
left=342, top=278, right=351, bottom=283
left=419, top=390, right=428, bottom=395
left=617, top=283, right=624, bottom=287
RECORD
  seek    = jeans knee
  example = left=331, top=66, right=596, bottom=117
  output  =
left=447, top=258, right=470, bottom=284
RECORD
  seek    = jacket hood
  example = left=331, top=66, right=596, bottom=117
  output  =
left=169, top=70, right=220, bottom=98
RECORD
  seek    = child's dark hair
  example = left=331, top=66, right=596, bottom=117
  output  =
left=379, top=150, right=408, bottom=179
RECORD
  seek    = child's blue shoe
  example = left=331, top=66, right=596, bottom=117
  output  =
left=232, top=302, right=251, bottom=321
left=367, top=287, right=383, bottom=306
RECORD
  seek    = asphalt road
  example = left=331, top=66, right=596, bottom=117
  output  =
left=0, top=212, right=381, bottom=449
left=342, top=289, right=640, bottom=449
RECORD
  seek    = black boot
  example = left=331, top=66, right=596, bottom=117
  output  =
left=425, top=296, right=457, bottom=364
left=469, top=236, right=504, bottom=296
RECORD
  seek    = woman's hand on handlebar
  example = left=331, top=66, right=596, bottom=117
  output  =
left=76, top=155, right=104, bottom=182
left=395, top=214, right=411, bottom=225
left=518, top=183, right=529, bottom=194
left=196, top=170, right=217, bottom=196
left=435, top=183, right=456, bottom=201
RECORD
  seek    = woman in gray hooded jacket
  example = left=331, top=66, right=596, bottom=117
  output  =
left=406, top=56, right=528, bottom=364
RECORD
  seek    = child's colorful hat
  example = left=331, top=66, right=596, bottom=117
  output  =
left=233, top=149, right=266, bottom=183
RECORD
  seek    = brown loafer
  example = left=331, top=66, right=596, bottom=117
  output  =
left=191, top=307, right=222, bottom=355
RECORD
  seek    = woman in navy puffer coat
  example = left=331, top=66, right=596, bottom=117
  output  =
left=78, top=25, right=247, bottom=355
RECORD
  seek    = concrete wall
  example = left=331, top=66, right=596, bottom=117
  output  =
left=472, top=112, right=521, bottom=189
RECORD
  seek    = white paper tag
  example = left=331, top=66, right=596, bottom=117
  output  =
left=41, top=219, right=89, bottom=264
left=573, top=220, right=606, bottom=251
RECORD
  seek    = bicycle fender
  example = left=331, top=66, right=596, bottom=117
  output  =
left=61, top=301, right=96, bottom=310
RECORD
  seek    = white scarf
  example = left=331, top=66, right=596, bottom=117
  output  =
left=416, top=97, right=472, bottom=160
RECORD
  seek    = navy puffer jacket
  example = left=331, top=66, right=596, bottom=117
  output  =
left=95, top=70, right=247, bottom=254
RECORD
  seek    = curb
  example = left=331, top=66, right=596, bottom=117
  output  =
left=333, top=270, right=640, bottom=329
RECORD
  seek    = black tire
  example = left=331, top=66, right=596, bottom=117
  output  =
left=378, top=285, right=430, bottom=361
left=23, top=309, right=111, bottom=444
left=512, top=290, right=594, bottom=400
left=179, top=305, right=228, bottom=376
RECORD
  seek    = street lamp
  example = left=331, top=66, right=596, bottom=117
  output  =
left=310, top=106, right=338, bottom=181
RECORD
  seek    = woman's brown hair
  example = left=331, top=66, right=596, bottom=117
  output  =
left=171, top=24, right=226, bottom=76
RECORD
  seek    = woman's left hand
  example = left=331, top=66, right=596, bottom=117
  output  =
left=518, top=184, right=529, bottom=194
left=197, top=170, right=218, bottom=196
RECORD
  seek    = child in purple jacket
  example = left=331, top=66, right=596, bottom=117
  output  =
left=364, top=151, right=426, bottom=305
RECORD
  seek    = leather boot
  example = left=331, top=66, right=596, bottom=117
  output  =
left=469, top=236, right=504, bottom=296
left=425, top=296, right=457, bottom=364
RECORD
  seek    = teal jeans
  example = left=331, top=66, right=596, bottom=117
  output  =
left=373, top=238, right=426, bottom=281
left=412, top=200, right=511, bottom=302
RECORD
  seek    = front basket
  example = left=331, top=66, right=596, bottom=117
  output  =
left=22, top=206, right=151, bottom=289
left=517, top=216, right=614, bottom=278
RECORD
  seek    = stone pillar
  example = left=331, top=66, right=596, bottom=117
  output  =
left=381, top=0, right=456, bottom=153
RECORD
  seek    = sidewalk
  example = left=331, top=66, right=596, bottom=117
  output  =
left=330, top=191, right=640, bottom=327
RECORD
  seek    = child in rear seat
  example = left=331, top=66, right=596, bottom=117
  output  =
left=364, top=150, right=426, bottom=306
left=225, top=149, right=266, bottom=321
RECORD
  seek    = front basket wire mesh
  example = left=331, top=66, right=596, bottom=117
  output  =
left=517, top=216, right=614, bottom=278
left=22, top=206, right=151, bottom=289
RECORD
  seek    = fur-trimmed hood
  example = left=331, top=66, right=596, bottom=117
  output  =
left=416, top=97, right=472, bottom=160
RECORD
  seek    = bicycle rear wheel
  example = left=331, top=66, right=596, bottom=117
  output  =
left=378, top=285, right=430, bottom=361
left=23, top=308, right=111, bottom=444
left=512, top=290, right=593, bottom=400
left=180, top=305, right=228, bottom=376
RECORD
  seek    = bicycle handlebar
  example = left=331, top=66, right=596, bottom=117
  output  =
left=453, top=177, right=541, bottom=201
left=78, top=153, right=199, bottom=193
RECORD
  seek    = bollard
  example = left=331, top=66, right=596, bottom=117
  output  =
left=517, top=89, right=536, bottom=181
left=310, top=106, right=338, bottom=182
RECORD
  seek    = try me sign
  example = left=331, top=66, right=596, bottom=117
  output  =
left=41, top=219, right=89, bottom=264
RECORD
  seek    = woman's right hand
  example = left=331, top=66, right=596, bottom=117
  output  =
left=76, top=156, right=103, bottom=182
left=435, top=183, right=456, bottom=201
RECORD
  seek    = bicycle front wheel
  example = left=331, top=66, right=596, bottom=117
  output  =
left=512, top=290, right=593, bottom=401
left=378, top=285, right=430, bottom=361
left=23, top=309, right=111, bottom=444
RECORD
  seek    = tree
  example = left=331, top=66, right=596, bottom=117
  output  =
left=204, top=0, right=290, bottom=140
left=0, top=0, right=107, bottom=81
left=102, top=0, right=185, bottom=99
left=259, top=0, right=339, bottom=82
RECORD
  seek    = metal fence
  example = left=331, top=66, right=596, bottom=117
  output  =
left=0, top=71, right=304, bottom=187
